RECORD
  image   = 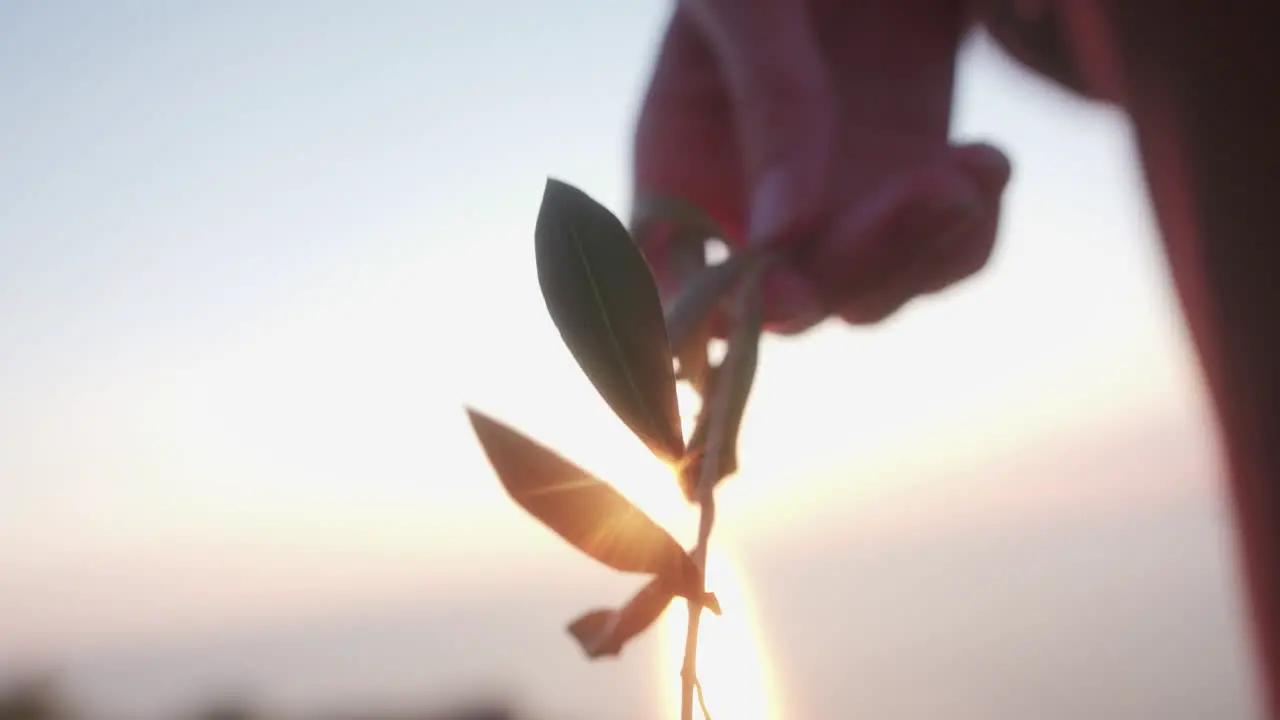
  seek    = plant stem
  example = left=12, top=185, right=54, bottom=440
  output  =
left=679, top=262, right=763, bottom=720
left=681, top=489, right=717, bottom=720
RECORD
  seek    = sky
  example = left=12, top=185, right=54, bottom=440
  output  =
left=0, top=2, right=1262, bottom=718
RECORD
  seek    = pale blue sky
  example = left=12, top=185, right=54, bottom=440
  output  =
left=0, top=0, right=1235, bottom=693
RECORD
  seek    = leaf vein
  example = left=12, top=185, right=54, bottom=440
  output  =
left=567, top=219, right=670, bottom=454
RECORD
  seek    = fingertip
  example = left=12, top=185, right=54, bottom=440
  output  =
left=952, top=143, right=1012, bottom=196
left=917, top=210, right=1001, bottom=295
left=761, top=266, right=826, bottom=332
left=838, top=293, right=913, bottom=326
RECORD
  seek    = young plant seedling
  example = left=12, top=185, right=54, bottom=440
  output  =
left=467, top=179, right=767, bottom=720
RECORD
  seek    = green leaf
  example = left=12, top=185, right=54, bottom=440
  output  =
left=567, top=578, right=721, bottom=660
left=535, top=179, right=684, bottom=463
left=466, top=408, right=701, bottom=597
left=678, top=264, right=765, bottom=502
left=668, top=235, right=712, bottom=394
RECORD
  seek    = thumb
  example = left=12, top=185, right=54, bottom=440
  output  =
left=682, top=0, right=837, bottom=248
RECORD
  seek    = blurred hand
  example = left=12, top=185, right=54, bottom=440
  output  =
left=633, top=0, right=1012, bottom=333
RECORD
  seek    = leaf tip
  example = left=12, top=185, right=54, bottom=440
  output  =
left=541, top=176, right=576, bottom=205
left=567, top=609, right=620, bottom=659
left=703, top=591, right=722, bottom=616
left=463, top=405, right=490, bottom=436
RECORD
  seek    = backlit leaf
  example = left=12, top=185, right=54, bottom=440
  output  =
left=535, top=179, right=684, bottom=463
left=669, top=235, right=712, bottom=394
left=567, top=577, right=722, bottom=660
left=466, top=408, right=701, bottom=597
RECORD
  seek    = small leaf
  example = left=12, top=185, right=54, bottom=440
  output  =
left=567, top=578, right=722, bottom=659
left=665, top=249, right=761, bottom=361
left=567, top=579, right=669, bottom=659
left=678, top=264, right=765, bottom=501
left=535, top=179, right=684, bottom=463
left=679, top=366, right=731, bottom=501
left=629, top=194, right=724, bottom=244
left=668, top=235, right=712, bottom=394
left=567, top=609, right=623, bottom=659
left=466, top=408, right=701, bottom=597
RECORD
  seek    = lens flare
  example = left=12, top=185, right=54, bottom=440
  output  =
left=662, top=547, right=777, bottom=720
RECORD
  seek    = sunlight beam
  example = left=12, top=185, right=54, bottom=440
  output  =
left=662, top=547, right=777, bottom=720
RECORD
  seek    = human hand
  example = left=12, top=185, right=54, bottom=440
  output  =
left=633, top=0, right=1012, bottom=334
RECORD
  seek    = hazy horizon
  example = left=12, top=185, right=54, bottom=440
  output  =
left=4, top=403, right=1262, bottom=718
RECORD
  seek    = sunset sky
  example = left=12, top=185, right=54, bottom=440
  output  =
left=0, top=3, right=1261, bottom=718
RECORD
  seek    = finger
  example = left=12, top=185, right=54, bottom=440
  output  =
left=835, top=143, right=1011, bottom=321
left=915, top=143, right=1012, bottom=294
left=633, top=2, right=835, bottom=336
left=951, top=142, right=1013, bottom=201
left=836, top=210, right=985, bottom=324
left=690, top=264, right=825, bottom=340
left=760, top=266, right=826, bottom=334
left=914, top=212, right=997, bottom=295
left=680, top=0, right=837, bottom=249
left=632, top=8, right=745, bottom=295
left=803, top=162, right=984, bottom=307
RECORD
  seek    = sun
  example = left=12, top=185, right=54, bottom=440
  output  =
left=659, top=546, right=777, bottom=720
left=555, top=385, right=779, bottom=720
left=583, top=457, right=779, bottom=720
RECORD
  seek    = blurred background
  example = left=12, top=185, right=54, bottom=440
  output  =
left=0, top=2, right=1265, bottom=718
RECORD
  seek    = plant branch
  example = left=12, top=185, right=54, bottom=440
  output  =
left=695, top=676, right=713, bottom=720
left=679, top=257, right=766, bottom=720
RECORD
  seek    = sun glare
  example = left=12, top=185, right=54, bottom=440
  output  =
left=662, top=547, right=777, bottom=720
left=560, top=383, right=777, bottom=720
